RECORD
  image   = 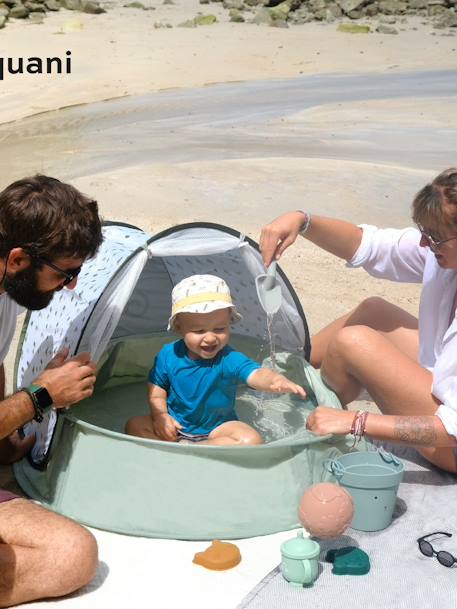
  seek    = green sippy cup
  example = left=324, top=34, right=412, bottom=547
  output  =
left=280, top=531, right=320, bottom=587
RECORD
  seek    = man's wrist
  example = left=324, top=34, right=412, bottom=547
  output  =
left=21, top=385, right=53, bottom=423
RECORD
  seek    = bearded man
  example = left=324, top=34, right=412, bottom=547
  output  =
left=0, top=175, right=103, bottom=607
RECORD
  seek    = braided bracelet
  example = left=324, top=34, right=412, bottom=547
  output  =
left=350, top=410, right=369, bottom=449
left=297, top=211, right=311, bottom=236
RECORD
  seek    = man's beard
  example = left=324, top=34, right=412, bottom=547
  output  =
left=3, top=266, right=57, bottom=310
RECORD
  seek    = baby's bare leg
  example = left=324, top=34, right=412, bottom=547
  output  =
left=201, top=421, right=263, bottom=446
left=124, top=415, right=164, bottom=440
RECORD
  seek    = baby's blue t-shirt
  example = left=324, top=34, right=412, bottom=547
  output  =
left=148, top=340, right=261, bottom=435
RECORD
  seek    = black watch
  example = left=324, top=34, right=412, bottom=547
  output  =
left=22, top=384, right=53, bottom=423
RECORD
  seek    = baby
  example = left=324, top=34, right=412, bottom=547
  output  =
left=125, top=274, right=306, bottom=446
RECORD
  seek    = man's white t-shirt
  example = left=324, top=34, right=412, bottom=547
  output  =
left=0, top=293, right=24, bottom=365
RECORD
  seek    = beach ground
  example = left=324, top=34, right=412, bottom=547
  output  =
left=0, top=8, right=452, bottom=605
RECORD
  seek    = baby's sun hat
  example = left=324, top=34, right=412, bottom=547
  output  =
left=168, top=274, right=242, bottom=331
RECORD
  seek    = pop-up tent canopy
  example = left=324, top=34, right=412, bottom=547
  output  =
left=13, top=222, right=361, bottom=539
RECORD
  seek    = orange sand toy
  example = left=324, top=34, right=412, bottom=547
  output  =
left=193, top=540, right=242, bottom=570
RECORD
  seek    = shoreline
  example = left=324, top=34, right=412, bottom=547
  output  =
left=0, top=7, right=457, bottom=125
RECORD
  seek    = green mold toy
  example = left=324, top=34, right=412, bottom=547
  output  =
left=325, top=546, right=370, bottom=575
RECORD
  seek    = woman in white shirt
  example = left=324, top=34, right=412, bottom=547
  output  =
left=260, top=168, right=457, bottom=473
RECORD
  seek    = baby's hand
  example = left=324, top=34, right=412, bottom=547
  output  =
left=270, top=375, right=307, bottom=399
left=151, top=413, right=182, bottom=441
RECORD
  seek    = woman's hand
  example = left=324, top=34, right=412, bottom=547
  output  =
left=259, top=211, right=305, bottom=267
left=306, top=406, right=354, bottom=436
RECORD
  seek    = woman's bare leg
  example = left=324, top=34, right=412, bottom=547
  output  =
left=321, top=324, right=456, bottom=472
left=311, top=297, right=419, bottom=368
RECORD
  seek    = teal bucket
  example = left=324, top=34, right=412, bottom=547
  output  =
left=327, top=450, right=404, bottom=532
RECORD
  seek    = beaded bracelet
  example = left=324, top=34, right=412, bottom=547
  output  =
left=297, top=210, right=311, bottom=236
left=350, top=410, right=369, bottom=449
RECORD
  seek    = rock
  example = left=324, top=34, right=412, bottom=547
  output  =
left=199, top=0, right=210, bottom=3
left=337, top=21, right=370, bottom=30
left=408, top=0, right=427, bottom=6
left=252, top=6, right=273, bottom=22
left=327, top=3, right=343, bottom=17
left=81, top=0, right=105, bottom=12
left=376, top=21, right=399, bottom=30
left=163, top=0, right=174, bottom=3
left=310, top=0, right=326, bottom=9
left=61, top=0, right=81, bottom=9
left=347, top=9, right=364, bottom=17
left=270, top=16, right=288, bottom=24
left=378, top=0, right=407, bottom=13
left=428, top=3, right=446, bottom=13
left=194, top=12, right=217, bottom=23
left=154, top=19, right=172, bottom=26
left=0, top=14, right=6, bottom=25
left=336, top=0, right=365, bottom=13
left=229, top=7, right=245, bottom=19
left=45, top=0, right=61, bottom=10
left=433, top=8, right=457, bottom=25
left=365, top=3, right=379, bottom=15
left=124, top=1, right=146, bottom=7
left=9, top=3, right=29, bottom=17
left=223, top=0, right=244, bottom=8
left=27, top=10, right=44, bottom=21
left=24, top=1, right=45, bottom=11
left=270, top=0, right=290, bottom=19
left=0, top=4, right=9, bottom=16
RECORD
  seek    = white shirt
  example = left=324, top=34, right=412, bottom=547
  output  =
left=349, top=224, right=457, bottom=440
left=0, top=292, right=24, bottom=365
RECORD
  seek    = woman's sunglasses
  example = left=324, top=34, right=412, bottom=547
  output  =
left=417, top=532, right=457, bottom=568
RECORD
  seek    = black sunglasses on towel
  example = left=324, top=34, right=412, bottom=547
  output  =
left=417, top=532, right=457, bottom=568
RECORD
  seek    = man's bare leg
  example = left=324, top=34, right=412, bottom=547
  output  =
left=320, top=324, right=456, bottom=472
left=311, top=297, right=419, bottom=368
left=0, top=499, right=98, bottom=607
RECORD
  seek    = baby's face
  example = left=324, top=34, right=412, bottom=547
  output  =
left=175, top=308, right=231, bottom=360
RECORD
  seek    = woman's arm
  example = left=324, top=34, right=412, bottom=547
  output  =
left=260, top=211, right=363, bottom=267
left=306, top=406, right=457, bottom=447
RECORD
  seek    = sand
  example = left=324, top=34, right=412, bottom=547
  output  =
left=1, top=0, right=455, bottom=491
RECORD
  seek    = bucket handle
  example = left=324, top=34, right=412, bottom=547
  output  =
left=324, top=459, right=346, bottom=479
left=378, top=448, right=402, bottom=467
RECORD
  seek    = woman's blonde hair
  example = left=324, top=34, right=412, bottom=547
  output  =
left=412, top=168, right=457, bottom=230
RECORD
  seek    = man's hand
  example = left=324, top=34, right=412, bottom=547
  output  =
left=35, top=351, right=97, bottom=408
left=306, top=406, right=354, bottom=436
left=45, top=346, right=70, bottom=370
left=151, top=413, right=182, bottom=441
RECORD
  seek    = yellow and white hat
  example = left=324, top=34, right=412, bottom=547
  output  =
left=168, top=274, right=242, bottom=331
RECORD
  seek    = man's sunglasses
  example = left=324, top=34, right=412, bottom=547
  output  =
left=417, top=532, right=457, bottom=568
left=35, top=256, right=82, bottom=287
left=417, top=223, right=457, bottom=250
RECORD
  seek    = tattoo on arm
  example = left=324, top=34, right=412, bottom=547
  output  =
left=393, top=417, right=437, bottom=446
